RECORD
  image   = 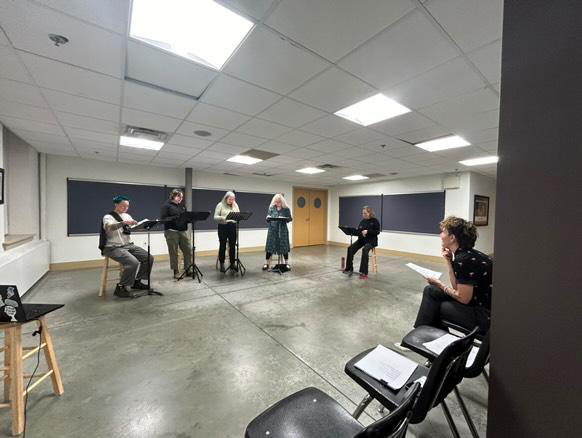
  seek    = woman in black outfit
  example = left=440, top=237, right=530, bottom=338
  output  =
left=343, top=206, right=380, bottom=279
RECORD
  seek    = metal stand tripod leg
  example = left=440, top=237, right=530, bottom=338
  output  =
left=178, top=225, right=202, bottom=283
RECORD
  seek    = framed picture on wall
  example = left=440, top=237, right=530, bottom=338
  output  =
left=473, top=195, right=489, bottom=226
left=0, top=168, right=4, bottom=205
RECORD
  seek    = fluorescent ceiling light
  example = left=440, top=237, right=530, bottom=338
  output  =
left=227, top=155, right=263, bottom=165
left=120, top=136, right=164, bottom=150
left=296, top=167, right=325, bottom=174
left=130, top=0, right=254, bottom=70
left=459, top=156, right=499, bottom=166
left=343, top=175, right=369, bottom=181
left=415, top=135, right=470, bottom=152
left=334, top=93, right=411, bottom=126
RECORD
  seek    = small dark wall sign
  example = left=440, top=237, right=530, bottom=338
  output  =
left=473, top=195, right=490, bottom=226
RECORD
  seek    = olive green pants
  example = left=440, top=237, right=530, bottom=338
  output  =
left=164, top=230, right=192, bottom=272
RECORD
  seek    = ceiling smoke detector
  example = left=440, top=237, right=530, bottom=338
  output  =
left=48, top=34, right=69, bottom=46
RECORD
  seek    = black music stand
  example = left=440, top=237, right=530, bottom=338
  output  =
left=177, top=211, right=210, bottom=283
left=131, top=219, right=167, bottom=296
left=339, top=225, right=359, bottom=246
left=267, top=216, right=292, bottom=275
left=224, top=211, right=252, bottom=277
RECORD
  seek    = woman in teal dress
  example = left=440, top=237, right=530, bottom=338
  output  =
left=263, top=194, right=292, bottom=270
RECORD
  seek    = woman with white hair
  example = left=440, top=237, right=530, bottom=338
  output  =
left=214, top=191, right=240, bottom=272
left=263, top=193, right=292, bottom=271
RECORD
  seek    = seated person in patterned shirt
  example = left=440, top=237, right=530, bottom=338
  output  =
left=414, top=216, right=493, bottom=334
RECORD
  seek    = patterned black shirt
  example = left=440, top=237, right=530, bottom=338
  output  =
left=453, top=248, right=493, bottom=310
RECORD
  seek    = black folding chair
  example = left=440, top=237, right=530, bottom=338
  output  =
left=345, top=327, right=478, bottom=438
left=401, top=325, right=490, bottom=438
left=245, top=383, right=420, bottom=438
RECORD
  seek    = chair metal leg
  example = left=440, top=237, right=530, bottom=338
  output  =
left=441, top=400, right=461, bottom=438
left=454, top=387, right=480, bottom=438
left=353, top=394, right=373, bottom=419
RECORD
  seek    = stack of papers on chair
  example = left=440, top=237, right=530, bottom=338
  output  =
left=354, top=345, right=418, bottom=390
left=423, top=334, right=480, bottom=367
left=405, top=263, right=442, bottom=279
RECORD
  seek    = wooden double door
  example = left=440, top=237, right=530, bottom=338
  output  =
left=293, top=188, right=327, bottom=247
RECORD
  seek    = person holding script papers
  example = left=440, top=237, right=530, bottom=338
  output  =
left=263, top=194, right=292, bottom=271
left=414, top=216, right=493, bottom=334
left=214, top=191, right=240, bottom=273
left=342, top=206, right=380, bottom=279
left=99, top=195, right=154, bottom=298
left=160, top=189, right=191, bottom=279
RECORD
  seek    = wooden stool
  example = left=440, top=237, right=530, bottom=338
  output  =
left=371, top=248, right=378, bottom=273
left=1, top=317, right=64, bottom=435
left=98, top=257, right=123, bottom=297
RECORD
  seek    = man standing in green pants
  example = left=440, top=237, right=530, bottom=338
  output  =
left=160, top=189, right=191, bottom=278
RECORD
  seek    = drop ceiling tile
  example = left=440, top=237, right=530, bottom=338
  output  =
left=0, top=1, right=124, bottom=77
left=306, top=139, right=352, bottom=153
left=121, top=108, right=182, bottom=133
left=284, top=148, right=326, bottom=159
left=70, top=137, right=117, bottom=150
left=236, top=118, right=292, bottom=139
left=462, top=127, right=498, bottom=144
left=0, top=27, right=9, bottom=46
left=224, top=26, right=328, bottom=94
left=20, top=52, right=121, bottom=104
left=418, top=88, right=499, bottom=124
left=167, top=134, right=213, bottom=149
left=194, top=150, right=232, bottom=161
left=126, top=40, right=217, bottom=98
left=467, top=40, right=502, bottom=84
left=276, top=129, right=323, bottom=147
left=220, top=131, right=267, bottom=148
left=160, top=144, right=205, bottom=156
left=450, top=109, right=499, bottom=134
left=0, top=79, right=47, bottom=107
left=332, top=146, right=369, bottom=158
left=290, top=67, right=375, bottom=112
left=256, top=141, right=298, bottom=154
left=333, top=128, right=385, bottom=146
left=64, top=127, right=117, bottom=144
left=187, top=102, right=249, bottom=130
left=385, top=57, right=484, bottom=110
left=123, top=81, right=196, bottom=119
left=266, top=0, right=413, bottom=62
left=372, top=112, right=435, bottom=136
left=301, top=115, right=358, bottom=138
left=200, top=74, right=280, bottom=115
left=208, top=143, right=248, bottom=155
left=0, top=100, right=56, bottom=123
left=0, top=115, right=64, bottom=135
left=397, top=125, right=452, bottom=144
left=257, top=98, right=325, bottom=128
left=55, top=112, right=120, bottom=134
left=426, top=0, right=503, bottom=52
left=33, top=0, right=130, bottom=34
left=174, top=121, right=229, bottom=141
left=11, top=129, right=69, bottom=145
left=0, top=46, right=33, bottom=83
left=339, top=10, right=458, bottom=90
left=42, top=89, right=119, bottom=121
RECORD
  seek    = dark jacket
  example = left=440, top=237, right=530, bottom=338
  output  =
left=357, top=218, right=380, bottom=246
left=160, top=200, right=187, bottom=231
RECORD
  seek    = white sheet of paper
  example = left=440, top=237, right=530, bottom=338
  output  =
left=130, top=218, right=149, bottom=229
left=406, top=263, right=442, bottom=279
left=423, top=334, right=480, bottom=367
left=354, top=345, right=418, bottom=390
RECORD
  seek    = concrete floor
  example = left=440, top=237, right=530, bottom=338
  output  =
left=2, top=246, right=488, bottom=437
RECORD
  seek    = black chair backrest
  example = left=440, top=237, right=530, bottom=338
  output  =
left=464, top=330, right=490, bottom=378
left=355, top=382, right=421, bottom=438
left=410, top=326, right=479, bottom=424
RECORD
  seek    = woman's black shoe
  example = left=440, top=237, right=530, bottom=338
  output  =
left=114, top=284, right=134, bottom=298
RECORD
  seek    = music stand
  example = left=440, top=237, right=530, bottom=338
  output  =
left=177, top=211, right=210, bottom=283
left=131, top=219, right=167, bottom=296
left=224, top=211, right=253, bottom=277
left=267, top=216, right=292, bottom=275
left=339, top=225, right=359, bottom=246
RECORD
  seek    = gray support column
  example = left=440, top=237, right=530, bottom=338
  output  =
left=488, top=1, right=582, bottom=437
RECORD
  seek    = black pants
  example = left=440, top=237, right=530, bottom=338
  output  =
left=414, top=285, right=491, bottom=334
left=266, top=252, right=288, bottom=261
left=218, top=223, right=236, bottom=264
left=345, top=240, right=375, bottom=275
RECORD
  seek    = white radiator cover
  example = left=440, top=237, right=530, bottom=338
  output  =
left=0, top=240, right=50, bottom=296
